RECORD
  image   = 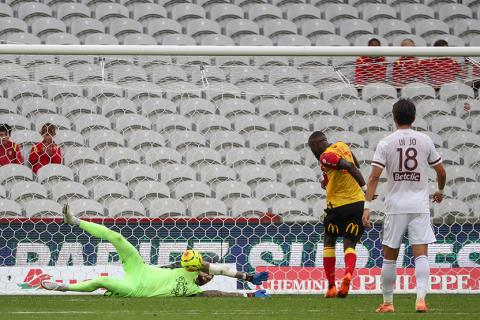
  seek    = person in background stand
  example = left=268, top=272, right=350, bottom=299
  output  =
left=420, top=40, right=463, bottom=87
left=392, top=38, right=422, bottom=87
left=0, top=124, right=23, bottom=166
left=355, top=38, right=387, bottom=86
left=28, top=123, right=62, bottom=174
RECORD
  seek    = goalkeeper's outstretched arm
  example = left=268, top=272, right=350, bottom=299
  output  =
left=200, top=262, right=269, bottom=285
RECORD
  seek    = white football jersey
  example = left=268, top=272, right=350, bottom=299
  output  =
left=372, top=129, right=441, bottom=214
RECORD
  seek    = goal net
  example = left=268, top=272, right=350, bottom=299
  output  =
left=0, top=47, right=479, bottom=295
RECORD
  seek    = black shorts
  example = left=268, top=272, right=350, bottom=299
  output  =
left=323, top=201, right=365, bottom=242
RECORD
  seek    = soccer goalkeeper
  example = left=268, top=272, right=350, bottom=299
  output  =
left=41, top=204, right=270, bottom=298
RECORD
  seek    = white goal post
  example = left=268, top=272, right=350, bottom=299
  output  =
left=0, top=45, right=479, bottom=295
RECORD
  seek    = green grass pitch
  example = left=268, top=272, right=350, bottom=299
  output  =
left=1, top=294, right=478, bottom=320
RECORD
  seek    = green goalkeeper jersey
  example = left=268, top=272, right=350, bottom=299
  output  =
left=106, top=267, right=203, bottom=298
left=72, top=220, right=203, bottom=298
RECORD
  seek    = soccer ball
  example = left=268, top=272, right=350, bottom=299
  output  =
left=180, top=249, right=203, bottom=272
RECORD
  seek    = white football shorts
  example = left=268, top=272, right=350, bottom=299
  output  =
left=381, top=213, right=436, bottom=249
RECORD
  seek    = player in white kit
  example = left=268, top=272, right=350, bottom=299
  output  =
left=362, top=99, right=446, bottom=313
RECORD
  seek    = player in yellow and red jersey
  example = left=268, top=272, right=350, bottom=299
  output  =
left=308, top=131, right=367, bottom=299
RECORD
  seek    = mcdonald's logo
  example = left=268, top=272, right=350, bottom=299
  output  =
left=327, top=224, right=339, bottom=234
left=346, top=223, right=359, bottom=236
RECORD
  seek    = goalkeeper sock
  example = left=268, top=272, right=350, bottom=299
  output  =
left=344, top=248, right=357, bottom=276
left=63, top=203, right=80, bottom=226
left=41, top=281, right=69, bottom=292
left=323, top=247, right=336, bottom=286
left=415, top=255, right=429, bottom=301
left=381, top=259, right=396, bottom=304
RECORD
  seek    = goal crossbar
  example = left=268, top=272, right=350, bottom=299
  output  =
left=0, top=45, right=480, bottom=56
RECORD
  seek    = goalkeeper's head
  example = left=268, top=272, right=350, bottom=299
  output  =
left=196, top=272, right=214, bottom=286
left=159, top=251, right=216, bottom=286
left=194, top=252, right=219, bottom=286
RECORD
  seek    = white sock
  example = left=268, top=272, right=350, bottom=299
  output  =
left=71, top=216, right=80, bottom=226
left=42, top=281, right=69, bottom=291
left=56, top=283, right=69, bottom=291
left=63, top=203, right=80, bottom=226
left=64, top=209, right=80, bottom=225
left=381, top=259, right=396, bottom=304
left=415, top=255, right=429, bottom=301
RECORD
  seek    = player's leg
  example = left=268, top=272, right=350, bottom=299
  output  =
left=63, top=204, right=144, bottom=273
left=408, top=213, right=436, bottom=313
left=336, top=238, right=356, bottom=298
left=42, top=276, right=118, bottom=292
left=376, top=245, right=400, bottom=312
left=79, top=221, right=144, bottom=271
left=412, top=244, right=429, bottom=312
left=337, top=201, right=364, bottom=298
left=323, top=233, right=338, bottom=298
left=375, top=214, right=408, bottom=313
left=342, top=238, right=357, bottom=277
left=323, top=208, right=339, bottom=298
left=41, top=276, right=132, bottom=295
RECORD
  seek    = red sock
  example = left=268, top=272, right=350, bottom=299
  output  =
left=344, top=248, right=357, bottom=276
left=323, top=247, right=336, bottom=286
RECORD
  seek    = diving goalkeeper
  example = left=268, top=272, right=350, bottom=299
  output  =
left=41, top=204, right=270, bottom=298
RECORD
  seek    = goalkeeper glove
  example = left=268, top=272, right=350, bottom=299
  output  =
left=245, top=290, right=271, bottom=298
left=246, top=271, right=269, bottom=285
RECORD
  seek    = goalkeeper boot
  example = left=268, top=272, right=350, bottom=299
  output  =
left=376, top=303, right=395, bottom=313
left=336, top=272, right=352, bottom=298
left=325, top=284, right=337, bottom=298
left=63, top=203, right=80, bottom=226
left=40, top=280, right=68, bottom=292
left=415, top=299, right=428, bottom=313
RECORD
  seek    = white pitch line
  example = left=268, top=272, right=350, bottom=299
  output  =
left=6, top=311, right=95, bottom=314
left=5, top=310, right=475, bottom=316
